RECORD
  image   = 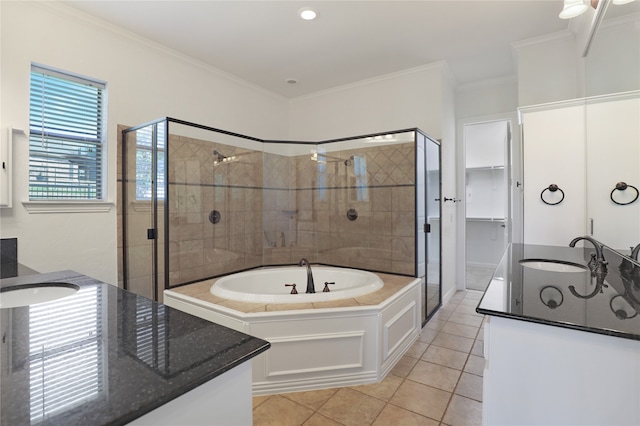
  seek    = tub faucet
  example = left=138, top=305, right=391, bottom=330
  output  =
left=631, top=243, right=640, bottom=261
left=569, top=236, right=607, bottom=276
left=298, top=258, right=315, bottom=293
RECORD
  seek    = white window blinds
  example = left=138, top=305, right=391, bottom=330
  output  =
left=29, top=65, right=106, bottom=200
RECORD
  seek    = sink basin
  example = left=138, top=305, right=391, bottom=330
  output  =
left=0, top=282, right=79, bottom=309
left=519, top=259, right=589, bottom=273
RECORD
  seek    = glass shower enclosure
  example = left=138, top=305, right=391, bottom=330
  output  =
left=121, top=118, right=441, bottom=323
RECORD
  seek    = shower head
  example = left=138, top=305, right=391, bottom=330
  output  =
left=311, top=151, right=354, bottom=166
left=213, top=150, right=227, bottom=162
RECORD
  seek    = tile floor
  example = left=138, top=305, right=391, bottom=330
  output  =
left=252, top=290, right=486, bottom=426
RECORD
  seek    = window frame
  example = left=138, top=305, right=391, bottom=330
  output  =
left=27, top=63, right=108, bottom=205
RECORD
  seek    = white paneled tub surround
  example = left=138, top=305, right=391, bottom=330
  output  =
left=164, top=274, right=421, bottom=395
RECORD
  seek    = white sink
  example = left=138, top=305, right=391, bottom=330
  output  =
left=519, top=259, right=588, bottom=273
left=0, top=283, right=79, bottom=309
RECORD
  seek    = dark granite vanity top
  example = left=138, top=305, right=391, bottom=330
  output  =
left=477, top=243, right=640, bottom=341
left=0, top=270, right=270, bottom=425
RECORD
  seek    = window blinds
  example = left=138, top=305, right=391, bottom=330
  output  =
left=29, top=65, right=105, bottom=200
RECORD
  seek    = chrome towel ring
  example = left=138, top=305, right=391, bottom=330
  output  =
left=610, top=182, right=639, bottom=206
left=540, top=184, right=564, bottom=205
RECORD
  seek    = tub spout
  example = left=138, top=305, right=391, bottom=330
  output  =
left=298, top=258, right=315, bottom=293
left=631, top=243, right=640, bottom=261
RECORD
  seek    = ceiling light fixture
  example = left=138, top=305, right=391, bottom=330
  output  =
left=299, top=7, right=317, bottom=21
left=559, top=0, right=589, bottom=18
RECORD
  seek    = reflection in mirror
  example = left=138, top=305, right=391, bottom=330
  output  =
left=584, top=2, right=640, bottom=251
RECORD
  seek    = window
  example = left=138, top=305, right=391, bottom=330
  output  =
left=134, top=123, right=165, bottom=201
left=29, top=65, right=106, bottom=200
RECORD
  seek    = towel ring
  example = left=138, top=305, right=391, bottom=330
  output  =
left=540, top=184, right=564, bottom=205
left=610, top=182, right=639, bottom=206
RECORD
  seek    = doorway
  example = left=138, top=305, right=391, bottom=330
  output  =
left=458, top=116, right=521, bottom=291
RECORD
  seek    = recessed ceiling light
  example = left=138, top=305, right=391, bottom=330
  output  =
left=299, top=7, right=317, bottom=20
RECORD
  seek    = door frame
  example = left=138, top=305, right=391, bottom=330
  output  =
left=456, top=112, right=522, bottom=291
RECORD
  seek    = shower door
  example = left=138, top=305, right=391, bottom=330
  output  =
left=417, top=131, right=441, bottom=324
left=123, top=120, right=166, bottom=301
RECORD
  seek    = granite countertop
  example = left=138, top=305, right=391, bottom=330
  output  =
left=0, top=270, right=270, bottom=426
left=477, top=243, right=640, bottom=341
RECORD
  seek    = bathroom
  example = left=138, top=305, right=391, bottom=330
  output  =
left=1, top=1, right=639, bottom=425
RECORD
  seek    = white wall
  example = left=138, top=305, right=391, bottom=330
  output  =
left=513, top=31, right=581, bottom=107
left=289, top=63, right=445, bottom=141
left=455, top=77, right=518, bottom=121
left=585, top=14, right=640, bottom=96
left=0, top=2, right=289, bottom=284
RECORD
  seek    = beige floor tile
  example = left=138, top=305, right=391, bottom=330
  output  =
left=446, top=312, right=484, bottom=328
left=352, top=373, right=404, bottom=401
left=463, top=355, right=485, bottom=377
left=390, top=354, right=419, bottom=378
left=453, top=305, right=482, bottom=317
left=476, top=325, right=485, bottom=341
left=449, top=292, right=466, bottom=303
left=408, top=360, right=461, bottom=392
left=405, top=340, right=429, bottom=359
left=441, top=322, right=480, bottom=339
left=303, top=412, right=343, bottom=425
left=430, top=309, right=453, bottom=322
left=421, top=345, right=468, bottom=370
left=372, top=404, right=440, bottom=426
left=281, top=388, right=339, bottom=411
left=252, top=394, right=271, bottom=409
left=424, top=318, right=446, bottom=331
left=455, top=372, right=483, bottom=402
left=253, top=395, right=314, bottom=426
left=431, top=332, right=474, bottom=353
left=464, top=291, right=484, bottom=300
left=458, top=298, right=479, bottom=307
left=442, top=394, right=482, bottom=426
left=318, top=388, right=386, bottom=425
left=389, top=378, right=451, bottom=421
left=417, top=327, right=438, bottom=344
left=471, top=340, right=484, bottom=357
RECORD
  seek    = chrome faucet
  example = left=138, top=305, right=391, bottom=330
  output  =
left=298, top=258, right=315, bottom=293
left=569, top=236, right=607, bottom=276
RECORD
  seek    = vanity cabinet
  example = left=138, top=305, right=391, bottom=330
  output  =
left=520, top=92, right=640, bottom=249
left=478, top=243, right=640, bottom=425
left=482, top=316, right=640, bottom=426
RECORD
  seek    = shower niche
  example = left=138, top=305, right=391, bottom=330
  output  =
left=120, top=118, right=441, bottom=323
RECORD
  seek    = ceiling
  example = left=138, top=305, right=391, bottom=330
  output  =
left=60, top=1, right=637, bottom=98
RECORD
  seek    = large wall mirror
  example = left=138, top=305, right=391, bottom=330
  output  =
left=584, top=0, right=640, bottom=252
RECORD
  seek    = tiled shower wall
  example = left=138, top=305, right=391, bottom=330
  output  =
left=118, top=127, right=417, bottom=292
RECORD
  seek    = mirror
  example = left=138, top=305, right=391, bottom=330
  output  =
left=584, top=2, right=640, bottom=252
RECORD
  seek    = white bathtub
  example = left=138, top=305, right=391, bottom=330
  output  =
left=210, top=266, right=384, bottom=303
left=164, top=272, right=421, bottom=395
